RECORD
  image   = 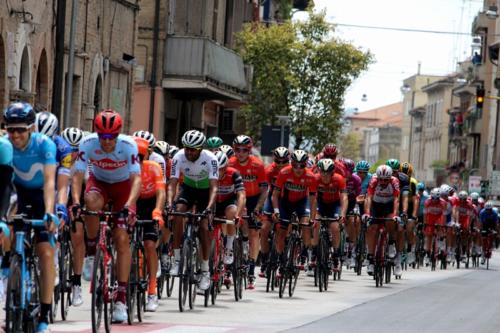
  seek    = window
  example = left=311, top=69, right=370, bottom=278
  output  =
left=221, top=109, right=234, bottom=132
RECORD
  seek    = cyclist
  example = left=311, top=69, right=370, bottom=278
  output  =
left=314, top=144, right=347, bottom=177
left=207, top=136, right=223, bottom=152
left=416, top=182, right=428, bottom=224
left=355, top=160, right=372, bottom=217
left=385, top=159, right=409, bottom=277
left=272, top=150, right=317, bottom=272
left=71, top=109, right=141, bottom=322
left=229, top=135, right=268, bottom=289
left=260, top=147, right=290, bottom=277
left=313, top=159, right=347, bottom=272
left=452, top=191, right=475, bottom=263
left=479, top=201, right=498, bottom=264
left=153, top=140, right=171, bottom=178
left=214, top=151, right=245, bottom=266
left=363, top=165, right=400, bottom=276
left=342, top=158, right=361, bottom=268
left=220, top=144, right=235, bottom=158
left=0, top=135, right=14, bottom=220
left=167, top=130, right=218, bottom=291
left=400, top=162, right=419, bottom=265
left=423, top=188, right=447, bottom=266
left=440, top=184, right=457, bottom=262
left=133, top=130, right=166, bottom=181
left=4, top=102, right=60, bottom=333
left=134, top=137, right=166, bottom=312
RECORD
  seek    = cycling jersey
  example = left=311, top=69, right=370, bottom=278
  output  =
left=417, top=192, right=429, bottom=216
left=367, top=176, right=400, bottom=204
left=171, top=149, right=218, bottom=189
left=139, top=160, right=165, bottom=199
left=311, top=153, right=347, bottom=178
left=150, top=151, right=167, bottom=181
left=0, top=136, right=13, bottom=166
left=346, top=173, right=362, bottom=201
left=0, top=137, right=13, bottom=219
left=265, top=162, right=282, bottom=191
left=75, top=133, right=140, bottom=184
left=12, top=132, right=57, bottom=189
left=165, top=159, right=172, bottom=180
left=315, top=173, right=346, bottom=203
left=454, top=199, right=475, bottom=229
left=357, top=172, right=373, bottom=194
left=53, top=135, right=73, bottom=176
left=423, top=198, right=447, bottom=225
left=229, top=155, right=267, bottom=197
left=275, top=165, right=317, bottom=202
left=479, top=208, right=499, bottom=229
left=217, top=167, right=245, bottom=203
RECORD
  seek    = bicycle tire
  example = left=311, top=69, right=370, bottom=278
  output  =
left=278, top=270, right=287, bottom=298
left=127, top=244, right=138, bottom=325
left=318, top=234, right=328, bottom=292
left=61, top=239, right=73, bottom=320
left=91, top=248, right=105, bottom=333
left=5, top=255, right=23, bottom=333
left=166, top=274, right=175, bottom=297
left=136, top=248, right=146, bottom=322
left=26, top=256, right=40, bottom=333
left=178, top=240, right=189, bottom=312
left=384, top=261, right=391, bottom=284
left=188, top=240, right=198, bottom=310
left=356, top=231, right=365, bottom=276
left=232, top=239, right=242, bottom=301
left=289, top=239, right=300, bottom=297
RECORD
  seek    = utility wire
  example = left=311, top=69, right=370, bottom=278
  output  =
left=334, top=22, right=493, bottom=36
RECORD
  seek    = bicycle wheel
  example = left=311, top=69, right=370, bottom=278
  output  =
left=278, top=270, right=287, bottom=298
left=356, top=231, right=365, bottom=276
left=61, top=237, right=73, bottom=321
left=232, top=239, right=243, bottom=301
left=104, top=248, right=116, bottom=333
left=188, top=240, right=198, bottom=310
left=91, top=248, right=106, bottom=333
left=127, top=244, right=138, bottom=324
left=384, top=261, right=391, bottom=284
left=288, top=239, right=300, bottom=297
left=178, top=240, right=189, bottom=312
left=136, top=248, right=147, bottom=322
left=5, top=255, right=23, bottom=333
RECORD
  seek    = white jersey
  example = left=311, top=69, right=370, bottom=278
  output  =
left=150, top=151, right=167, bottom=181
left=171, top=149, right=218, bottom=189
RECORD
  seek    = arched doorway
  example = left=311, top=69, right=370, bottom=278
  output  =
left=19, top=47, right=30, bottom=91
left=35, top=49, right=49, bottom=109
left=0, top=36, right=6, bottom=108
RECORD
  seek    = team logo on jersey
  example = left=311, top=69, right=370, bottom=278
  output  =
left=77, top=151, right=86, bottom=162
left=95, top=149, right=103, bottom=155
left=241, top=175, right=257, bottom=182
left=61, top=154, right=73, bottom=168
left=131, top=154, right=140, bottom=165
left=284, top=182, right=306, bottom=192
left=90, top=158, right=127, bottom=170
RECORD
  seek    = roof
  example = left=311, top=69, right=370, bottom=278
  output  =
left=346, top=102, right=403, bottom=128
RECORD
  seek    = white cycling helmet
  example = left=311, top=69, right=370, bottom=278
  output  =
left=133, top=130, right=156, bottom=148
left=35, top=111, right=59, bottom=137
left=273, top=146, right=290, bottom=160
left=169, top=145, right=179, bottom=158
left=430, top=188, right=440, bottom=199
left=291, top=150, right=308, bottom=163
left=181, top=130, right=206, bottom=148
left=154, top=140, right=170, bottom=155
left=485, top=201, right=494, bottom=210
left=376, top=165, right=392, bottom=179
left=215, top=151, right=228, bottom=168
left=61, top=127, right=84, bottom=148
left=470, top=192, right=479, bottom=201
left=439, top=184, right=451, bottom=197
left=458, top=190, right=468, bottom=200
left=220, top=144, right=234, bottom=158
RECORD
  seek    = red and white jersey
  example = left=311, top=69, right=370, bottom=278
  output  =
left=424, top=198, right=447, bottom=225
left=367, top=176, right=400, bottom=204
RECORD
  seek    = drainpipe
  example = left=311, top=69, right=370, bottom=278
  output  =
left=148, top=0, right=160, bottom=133
left=63, top=0, right=78, bottom=128
left=51, top=0, right=66, bottom=120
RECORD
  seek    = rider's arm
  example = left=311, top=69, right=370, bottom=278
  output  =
left=71, top=171, right=85, bottom=205
left=393, top=196, right=400, bottom=217
left=126, top=172, right=142, bottom=207
left=412, top=195, right=419, bottom=217
left=235, top=190, right=246, bottom=218
left=340, top=192, right=348, bottom=218
left=272, top=187, right=280, bottom=212
left=207, top=179, right=218, bottom=210
left=43, top=164, right=57, bottom=214
left=167, top=178, right=178, bottom=207
left=452, top=205, right=458, bottom=223
left=256, top=185, right=268, bottom=211
left=364, top=194, right=372, bottom=214
left=309, top=194, right=317, bottom=221
left=56, top=173, right=70, bottom=205
left=401, top=193, right=408, bottom=215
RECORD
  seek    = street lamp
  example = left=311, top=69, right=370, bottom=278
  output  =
left=276, top=115, right=291, bottom=147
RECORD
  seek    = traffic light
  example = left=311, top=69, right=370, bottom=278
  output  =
left=476, top=87, right=485, bottom=109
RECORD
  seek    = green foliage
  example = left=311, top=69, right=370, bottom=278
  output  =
left=339, top=132, right=361, bottom=160
left=431, top=160, right=448, bottom=169
left=236, top=8, right=372, bottom=151
left=369, top=159, right=386, bottom=174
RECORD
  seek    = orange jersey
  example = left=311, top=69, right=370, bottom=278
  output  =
left=140, top=160, right=165, bottom=199
left=229, top=155, right=267, bottom=197
left=275, top=165, right=317, bottom=202
left=315, top=173, right=346, bottom=203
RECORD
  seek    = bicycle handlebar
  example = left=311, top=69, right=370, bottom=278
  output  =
left=212, top=217, right=235, bottom=225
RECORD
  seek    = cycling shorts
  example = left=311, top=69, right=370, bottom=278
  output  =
left=215, top=197, right=237, bottom=218
left=279, top=198, right=310, bottom=229
left=176, top=184, right=209, bottom=212
left=371, top=201, right=394, bottom=219
left=86, top=175, right=134, bottom=230
left=347, top=199, right=357, bottom=215
left=136, top=197, right=159, bottom=242
left=317, top=200, right=341, bottom=219
left=244, top=195, right=261, bottom=229
left=14, top=183, right=50, bottom=243
left=263, top=197, right=273, bottom=215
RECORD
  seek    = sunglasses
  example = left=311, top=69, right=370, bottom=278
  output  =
left=292, top=162, right=306, bottom=169
left=98, top=133, right=118, bottom=140
left=379, top=178, right=390, bottom=182
left=275, top=159, right=289, bottom=165
left=185, top=147, right=202, bottom=152
left=235, top=148, right=250, bottom=153
left=6, top=126, right=29, bottom=134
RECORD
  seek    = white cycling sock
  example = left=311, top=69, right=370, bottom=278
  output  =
left=174, top=249, right=181, bottom=261
left=226, top=235, right=235, bottom=250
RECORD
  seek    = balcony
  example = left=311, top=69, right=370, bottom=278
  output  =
left=163, top=36, right=249, bottom=101
left=472, top=11, right=489, bottom=35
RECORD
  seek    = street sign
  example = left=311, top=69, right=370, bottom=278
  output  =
left=468, top=176, right=481, bottom=193
left=261, top=125, right=290, bottom=156
left=490, top=171, right=500, bottom=195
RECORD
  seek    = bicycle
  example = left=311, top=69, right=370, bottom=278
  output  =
left=79, top=209, right=122, bottom=333
left=168, top=211, right=206, bottom=312
left=315, top=217, right=341, bottom=292
left=157, top=233, right=175, bottom=299
left=127, top=219, right=156, bottom=323
left=53, top=214, right=73, bottom=322
left=354, top=215, right=368, bottom=276
left=264, top=216, right=279, bottom=293
left=368, top=217, right=394, bottom=288
left=455, top=224, right=471, bottom=269
left=4, top=213, right=56, bottom=333
left=278, top=215, right=301, bottom=298
left=414, top=222, right=425, bottom=269
left=481, top=229, right=497, bottom=270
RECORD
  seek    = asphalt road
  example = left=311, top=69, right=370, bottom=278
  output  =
left=45, top=253, right=500, bottom=333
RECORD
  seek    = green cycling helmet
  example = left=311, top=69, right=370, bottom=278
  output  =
left=206, top=136, right=223, bottom=149
left=356, top=160, right=370, bottom=172
left=386, top=158, right=400, bottom=171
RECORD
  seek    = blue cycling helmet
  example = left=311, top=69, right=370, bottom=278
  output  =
left=356, top=160, right=370, bottom=172
left=417, top=182, right=425, bottom=191
left=3, top=102, right=36, bottom=125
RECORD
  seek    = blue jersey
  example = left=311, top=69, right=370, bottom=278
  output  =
left=357, top=172, right=373, bottom=194
left=53, top=135, right=73, bottom=176
left=75, top=134, right=140, bottom=184
left=12, top=133, right=57, bottom=189
left=418, top=192, right=429, bottom=216
left=0, top=136, right=13, bottom=166
left=479, top=208, right=499, bottom=224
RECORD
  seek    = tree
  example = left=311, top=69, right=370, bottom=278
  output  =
left=369, top=159, right=385, bottom=174
left=339, top=132, right=361, bottom=160
left=236, top=8, right=372, bottom=150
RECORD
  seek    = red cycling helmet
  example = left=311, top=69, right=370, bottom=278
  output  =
left=94, top=109, right=122, bottom=134
left=322, top=143, right=338, bottom=158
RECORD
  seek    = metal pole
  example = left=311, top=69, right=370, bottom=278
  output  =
left=280, top=123, right=284, bottom=146
left=51, top=0, right=67, bottom=120
left=63, top=0, right=78, bottom=128
left=148, top=0, right=160, bottom=132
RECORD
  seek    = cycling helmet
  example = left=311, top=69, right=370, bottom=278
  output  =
left=458, top=190, right=468, bottom=200
left=133, top=130, right=156, bottom=148
left=220, top=144, right=234, bottom=158
left=385, top=159, right=400, bottom=171
left=181, top=130, right=206, bottom=148
left=233, top=135, right=253, bottom=148
left=478, top=197, right=485, bottom=205
left=169, top=145, right=179, bottom=158
left=35, top=111, right=59, bottom=137
left=485, top=201, right=494, bottom=210
left=430, top=188, right=440, bottom=199
left=3, top=102, right=36, bottom=125
left=273, top=146, right=290, bottom=160
left=61, top=127, right=84, bottom=148
left=470, top=192, right=480, bottom=201
left=376, top=165, right=393, bottom=179
left=206, top=136, right=223, bottom=149
left=322, top=143, right=337, bottom=158
left=356, top=160, right=370, bottom=172
left=439, top=184, right=451, bottom=197
left=417, top=182, right=425, bottom=191
left=154, top=140, right=170, bottom=155
left=133, top=137, right=149, bottom=157
left=94, top=109, right=122, bottom=134
left=342, top=158, right=355, bottom=173
left=291, top=150, right=308, bottom=163
left=215, top=151, right=228, bottom=168
left=307, top=158, right=314, bottom=168
left=400, top=162, right=413, bottom=176
left=317, top=158, right=335, bottom=173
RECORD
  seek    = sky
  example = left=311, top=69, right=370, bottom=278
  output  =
left=295, top=0, right=484, bottom=112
